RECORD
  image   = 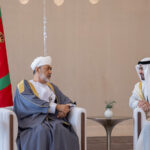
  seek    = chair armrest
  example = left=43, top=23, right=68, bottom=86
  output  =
left=0, top=108, right=18, bottom=150
left=68, top=107, right=86, bottom=150
left=133, top=107, right=146, bottom=150
left=4, top=106, right=14, bottom=111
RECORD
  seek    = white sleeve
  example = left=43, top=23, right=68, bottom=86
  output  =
left=48, top=102, right=57, bottom=114
left=129, top=95, right=139, bottom=109
left=129, top=82, right=140, bottom=110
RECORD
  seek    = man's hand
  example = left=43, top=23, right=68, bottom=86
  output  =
left=138, top=100, right=150, bottom=112
left=56, top=104, right=70, bottom=118
left=57, top=111, right=66, bottom=118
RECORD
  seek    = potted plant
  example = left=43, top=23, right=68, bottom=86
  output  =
left=104, top=100, right=116, bottom=118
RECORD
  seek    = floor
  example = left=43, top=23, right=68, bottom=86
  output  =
left=87, top=136, right=133, bottom=150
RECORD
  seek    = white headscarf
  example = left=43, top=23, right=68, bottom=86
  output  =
left=136, top=57, right=150, bottom=101
left=31, top=56, right=52, bottom=71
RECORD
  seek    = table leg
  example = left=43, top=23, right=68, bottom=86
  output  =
left=106, top=128, right=112, bottom=150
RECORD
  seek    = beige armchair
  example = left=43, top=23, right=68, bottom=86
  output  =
left=0, top=106, right=86, bottom=150
left=133, top=107, right=146, bottom=150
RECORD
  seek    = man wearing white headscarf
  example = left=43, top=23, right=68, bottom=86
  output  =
left=129, top=57, right=150, bottom=150
left=13, top=56, right=79, bottom=150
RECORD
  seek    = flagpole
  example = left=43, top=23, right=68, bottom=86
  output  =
left=43, top=0, right=47, bottom=56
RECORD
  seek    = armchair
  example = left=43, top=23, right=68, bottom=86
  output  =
left=0, top=106, right=86, bottom=150
left=133, top=107, right=146, bottom=150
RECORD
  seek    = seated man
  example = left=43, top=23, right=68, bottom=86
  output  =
left=13, top=56, right=79, bottom=150
left=129, top=57, right=150, bottom=150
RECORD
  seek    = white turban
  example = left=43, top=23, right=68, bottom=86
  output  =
left=136, top=57, right=150, bottom=101
left=31, top=56, right=52, bottom=71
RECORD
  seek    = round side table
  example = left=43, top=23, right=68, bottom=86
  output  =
left=88, top=116, right=132, bottom=150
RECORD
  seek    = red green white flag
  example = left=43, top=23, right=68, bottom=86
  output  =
left=0, top=8, right=13, bottom=107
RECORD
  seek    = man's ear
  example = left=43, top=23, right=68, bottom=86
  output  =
left=35, top=67, right=39, bottom=73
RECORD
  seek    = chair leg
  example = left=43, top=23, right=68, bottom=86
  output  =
left=81, top=113, right=85, bottom=150
left=9, top=114, right=14, bottom=150
left=138, top=112, right=141, bottom=138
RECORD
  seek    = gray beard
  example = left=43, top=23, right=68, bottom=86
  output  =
left=39, top=72, right=50, bottom=83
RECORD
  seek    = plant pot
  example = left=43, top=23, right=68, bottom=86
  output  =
left=104, top=108, right=113, bottom=118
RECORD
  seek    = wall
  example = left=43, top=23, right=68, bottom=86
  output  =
left=0, top=0, right=150, bottom=136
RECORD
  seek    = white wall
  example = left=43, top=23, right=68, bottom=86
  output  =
left=0, top=0, right=150, bottom=136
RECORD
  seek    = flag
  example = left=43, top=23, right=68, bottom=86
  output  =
left=0, top=8, right=13, bottom=107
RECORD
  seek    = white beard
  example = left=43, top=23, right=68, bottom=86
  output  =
left=39, top=72, right=50, bottom=83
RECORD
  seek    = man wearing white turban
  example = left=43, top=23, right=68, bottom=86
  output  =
left=129, top=57, right=150, bottom=150
left=13, top=56, right=79, bottom=150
